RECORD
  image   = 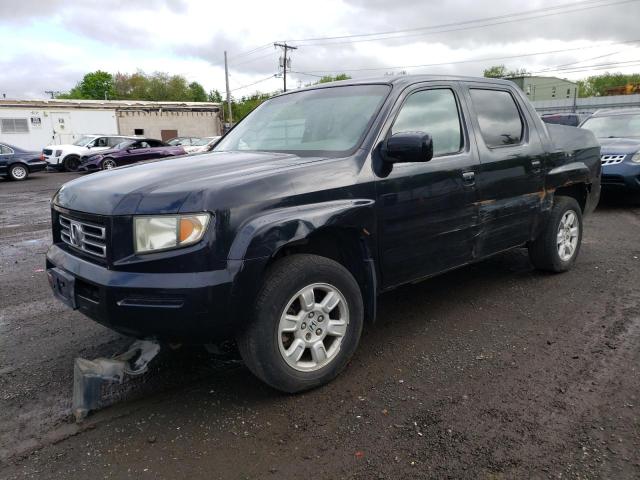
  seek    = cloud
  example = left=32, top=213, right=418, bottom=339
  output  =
left=2, top=0, right=640, bottom=98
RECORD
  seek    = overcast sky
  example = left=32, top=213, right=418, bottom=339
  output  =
left=1, top=0, right=640, bottom=99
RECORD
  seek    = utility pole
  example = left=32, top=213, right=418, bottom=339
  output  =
left=45, top=90, right=59, bottom=99
left=224, top=50, right=233, bottom=125
left=274, top=42, right=297, bottom=92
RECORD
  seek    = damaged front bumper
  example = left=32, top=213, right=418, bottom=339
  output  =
left=46, top=244, right=236, bottom=341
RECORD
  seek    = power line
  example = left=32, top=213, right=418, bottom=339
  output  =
left=230, top=74, right=277, bottom=92
left=229, top=43, right=273, bottom=60
left=289, top=38, right=640, bottom=75
left=284, top=0, right=639, bottom=47
left=229, top=51, right=276, bottom=68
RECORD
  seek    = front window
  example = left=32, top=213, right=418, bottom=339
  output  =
left=581, top=113, right=640, bottom=139
left=215, top=85, right=390, bottom=156
left=73, top=136, right=96, bottom=146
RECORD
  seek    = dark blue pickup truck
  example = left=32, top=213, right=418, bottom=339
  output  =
left=47, top=75, right=601, bottom=392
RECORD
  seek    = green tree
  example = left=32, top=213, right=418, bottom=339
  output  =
left=58, top=70, right=115, bottom=100
left=208, top=89, right=223, bottom=103
left=188, top=82, right=208, bottom=102
left=483, top=65, right=508, bottom=78
left=483, top=65, right=530, bottom=79
left=577, top=72, right=640, bottom=97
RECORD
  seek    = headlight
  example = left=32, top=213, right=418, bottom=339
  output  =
left=134, top=214, right=211, bottom=254
left=631, top=152, right=640, bottom=163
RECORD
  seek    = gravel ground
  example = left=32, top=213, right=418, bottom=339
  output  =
left=1, top=172, right=639, bottom=479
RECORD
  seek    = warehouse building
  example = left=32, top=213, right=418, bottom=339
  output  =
left=0, top=99, right=222, bottom=151
left=508, top=76, right=578, bottom=102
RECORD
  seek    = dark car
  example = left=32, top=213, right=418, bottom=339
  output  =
left=47, top=75, right=600, bottom=392
left=579, top=108, right=640, bottom=193
left=78, top=139, right=186, bottom=171
left=541, top=112, right=589, bottom=127
left=0, top=142, right=47, bottom=181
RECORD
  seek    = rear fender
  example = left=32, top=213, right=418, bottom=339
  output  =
left=545, top=161, right=591, bottom=191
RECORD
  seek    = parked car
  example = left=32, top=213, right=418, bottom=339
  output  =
left=541, top=112, right=590, bottom=127
left=184, top=136, right=222, bottom=154
left=579, top=108, right=640, bottom=193
left=47, top=75, right=600, bottom=393
left=43, top=135, right=137, bottom=172
left=0, top=142, right=47, bottom=181
left=167, top=136, right=199, bottom=147
left=78, top=139, right=186, bottom=171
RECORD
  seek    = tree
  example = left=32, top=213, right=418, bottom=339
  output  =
left=188, top=82, right=208, bottom=102
left=57, top=70, right=221, bottom=102
left=577, top=72, right=640, bottom=97
left=58, top=70, right=115, bottom=100
left=483, top=65, right=508, bottom=78
left=208, top=89, right=223, bottom=103
left=483, top=65, right=530, bottom=79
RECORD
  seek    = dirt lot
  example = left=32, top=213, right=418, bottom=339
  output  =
left=0, top=172, right=639, bottom=479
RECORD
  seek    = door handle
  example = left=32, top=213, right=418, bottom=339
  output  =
left=461, top=171, right=475, bottom=186
left=531, top=159, right=541, bottom=172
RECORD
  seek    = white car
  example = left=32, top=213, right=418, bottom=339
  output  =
left=183, top=136, right=221, bottom=154
left=43, top=135, right=136, bottom=171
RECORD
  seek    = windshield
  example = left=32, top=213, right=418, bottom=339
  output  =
left=72, top=136, right=96, bottom=146
left=215, top=85, right=390, bottom=156
left=113, top=140, right=135, bottom=150
left=167, top=138, right=185, bottom=145
left=581, top=113, right=640, bottom=138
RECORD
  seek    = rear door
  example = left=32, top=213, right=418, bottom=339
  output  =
left=376, top=83, right=481, bottom=287
left=461, top=84, right=545, bottom=256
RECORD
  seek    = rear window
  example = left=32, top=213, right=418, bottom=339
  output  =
left=470, top=89, right=524, bottom=147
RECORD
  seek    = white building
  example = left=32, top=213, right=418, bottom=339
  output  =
left=0, top=99, right=223, bottom=151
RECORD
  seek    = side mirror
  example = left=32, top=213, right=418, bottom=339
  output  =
left=87, top=145, right=91, bottom=149
left=380, top=132, right=433, bottom=164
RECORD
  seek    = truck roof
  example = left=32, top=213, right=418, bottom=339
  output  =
left=277, top=74, right=518, bottom=97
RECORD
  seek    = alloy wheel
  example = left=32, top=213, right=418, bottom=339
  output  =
left=557, top=209, right=579, bottom=261
left=277, top=283, right=349, bottom=372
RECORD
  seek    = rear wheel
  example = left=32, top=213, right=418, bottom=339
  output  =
left=63, top=155, right=80, bottom=172
left=8, top=163, right=29, bottom=181
left=101, top=158, right=117, bottom=170
left=237, top=254, right=364, bottom=393
left=528, top=196, right=582, bottom=272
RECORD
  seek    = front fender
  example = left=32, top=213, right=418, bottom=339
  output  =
left=228, top=199, right=376, bottom=260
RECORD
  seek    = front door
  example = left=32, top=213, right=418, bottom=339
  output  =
left=377, top=85, right=481, bottom=288
left=461, top=84, right=545, bottom=256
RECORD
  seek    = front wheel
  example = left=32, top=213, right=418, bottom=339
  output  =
left=528, top=196, right=583, bottom=272
left=8, top=164, right=29, bottom=181
left=63, top=155, right=80, bottom=172
left=101, top=158, right=117, bottom=170
left=237, top=254, right=364, bottom=393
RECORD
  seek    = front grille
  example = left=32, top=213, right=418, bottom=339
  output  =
left=59, top=215, right=107, bottom=258
left=601, top=154, right=626, bottom=166
left=43, top=149, right=53, bottom=155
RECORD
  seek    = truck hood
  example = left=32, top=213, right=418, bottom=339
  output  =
left=53, top=151, right=321, bottom=215
left=598, top=137, right=640, bottom=155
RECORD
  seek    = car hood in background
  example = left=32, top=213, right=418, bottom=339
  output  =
left=598, top=137, right=640, bottom=155
left=53, top=150, right=324, bottom=215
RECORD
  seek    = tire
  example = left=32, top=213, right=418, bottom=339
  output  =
left=528, top=196, right=583, bottom=273
left=63, top=155, right=80, bottom=172
left=237, top=254, right=364, bottom=393
left=101, top=158, right=117, bottom=170
left=8, top=164, right=29, bottom=181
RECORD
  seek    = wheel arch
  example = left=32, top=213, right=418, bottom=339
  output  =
left=228, top=200, right=379, bottom=325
